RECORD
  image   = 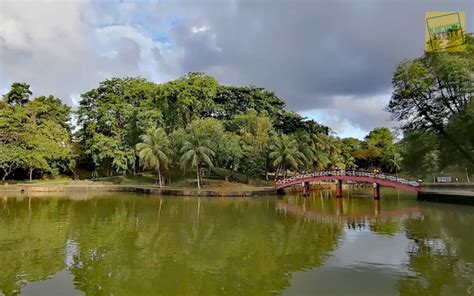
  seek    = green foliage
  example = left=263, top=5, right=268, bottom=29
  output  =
left=179, top=120, right=217, bottom=188
left=0, top=83, right=73, bottom=180
left=161, top=72, right=218, bottom=131
left=269, top=134, right=304, bottom=178
left=212, top=86, right=285, bottom=121
left=387, top=35, right=474, bottom=165
left=136, top=127, right=171, bottom=187
left=2, top=82, right=32, bottom=105
left=422, top=150, right=440, bottom=182
left=0, top=145, right=23, bottom=180
left=77, top=77, right=163, bottom=175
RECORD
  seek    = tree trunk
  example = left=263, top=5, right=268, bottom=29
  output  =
left=29, top=168, right=34, bottom=181
left=196, top=165, right=201, bottom=189
left=274, top=165, right=280, bottom=181
left=157, top=167, right=162, bottom=188
left=264, top=155, right=269, bottom=180
left=2, top=168, right=10, bottom=181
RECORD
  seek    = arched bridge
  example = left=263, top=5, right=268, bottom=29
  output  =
left=275, top=169, right=421, bottom=197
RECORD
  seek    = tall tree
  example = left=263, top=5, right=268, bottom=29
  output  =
left=233, top=109, right=273, bottom=178
left=179, top=129, right=215, bottom=189
left=161, top=72, right=218, bottom=131
left=2, top=82, right=32, bottom=105
left=1, top=84, right=73, bottom=180
left=422, top=150, right=440, bottom=182
left=77, top=77, right=162, bottom=175
left=0, top=145, right=22, bottom=180
left=136, top=127, right=171, bottom=187
left=212, top=86, right=286, bottom=121
left=269, top=135, right=304, bottom=179
left=387, top=36, right=474, bottom=164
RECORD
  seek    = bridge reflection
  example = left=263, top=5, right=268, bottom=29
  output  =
left=276, top=196, right=422, bottom=224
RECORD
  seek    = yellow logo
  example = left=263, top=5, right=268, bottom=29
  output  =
left=425, top=12, right=466, bottom=52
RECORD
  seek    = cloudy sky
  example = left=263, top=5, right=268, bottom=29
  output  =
left=0, top=0, right=473, bottom=138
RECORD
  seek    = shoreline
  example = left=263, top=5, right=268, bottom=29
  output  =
left=0, top=184, right=278, bottom=197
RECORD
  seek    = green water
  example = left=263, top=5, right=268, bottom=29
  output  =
left=0, top=190, right=473, bottom=295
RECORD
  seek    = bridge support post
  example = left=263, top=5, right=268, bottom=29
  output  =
left=303, top=182, right=310, bottom=196
left=373, top=183, right=380, bottom=200
left=336, top=179, right=343, bottom=198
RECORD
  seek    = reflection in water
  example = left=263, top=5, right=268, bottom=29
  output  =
left=0, top=190, right=473, bottom=295
left=0, top=194, right=341, bottom=295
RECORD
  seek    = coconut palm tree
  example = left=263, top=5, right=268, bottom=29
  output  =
left=295, top=132, right=316, bottom=170
left=310, top=133, right=338, bottom=169
left=136, top=127, right=171, bottom=187
left=385, top=150, right=402, bottom=177
left=270, top=135, right=304, bottom=179
left=179, top=132, right=215, bottom=189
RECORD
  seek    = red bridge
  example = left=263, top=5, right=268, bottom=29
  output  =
left=275, top=169, right=422, bottom=198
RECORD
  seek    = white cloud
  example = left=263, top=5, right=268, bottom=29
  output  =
left=191, top=25, right=210, bottom=33
left=301, top=93, right=395, bottom=138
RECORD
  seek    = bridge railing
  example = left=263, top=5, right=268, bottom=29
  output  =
left=275, top=169, right=421, bottom=188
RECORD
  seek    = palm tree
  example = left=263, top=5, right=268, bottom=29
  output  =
left=179, top=132, right=215, bottom=189
left=311, top=133, right=340, bottom=168
left=270, top=135, right=304, bottom=179
left=295, top=132, right=316, bottom=170
left=136, top=127, right=171, bottom=188
left=385, top=151, right=402, bottom=177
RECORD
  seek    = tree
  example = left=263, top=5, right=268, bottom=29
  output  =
left=136, top=127, right=171, bottom=187
left=1, top=85, right=73, bottom=180
left=384, top=149, right=402, bottom=176
left=179, top=130, right=215, bottom=189
left=213, top=133, right=243, bottom=179
left=161, top=72, right=218, bottom=131
left=398, top=130, right=439, bottom=177
left=2, top=82, right=32, bottom=105
left=444, top=98, right=474, bottom=170
left=294, top=132, right=316, bottom=170
left=233, top=109, right=273, bottom=178
left=77, top=77, right=163, bottom=175
left=23, top=151, right=50, bottom=181
left=310, top=133, right=341, bottom=169
left=340, top=137, right=361, bottom=168
left=269, top=135, right=304, bottom=179
left=359, top=127, right=396, bottom=170
left=0, top=145, right=22, bottom=180
left=422, top=150, right=440, bottom=182
left=211, top=86, right=286, bottom=121
left=387, top=36, right=474, bottom=164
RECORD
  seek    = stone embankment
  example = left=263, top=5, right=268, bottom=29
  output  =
left=0, top=184, right=277, bottom=197
left=417, top=183, right=474, bottom=205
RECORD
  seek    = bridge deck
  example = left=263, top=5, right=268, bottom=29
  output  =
left=275, top=170, right=421, bottom=193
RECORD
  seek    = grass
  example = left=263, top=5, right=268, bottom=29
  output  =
left=2, top=167, right=275, bottom=190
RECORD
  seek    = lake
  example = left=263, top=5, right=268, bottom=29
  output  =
left=0, top=189, right=473, bottom=295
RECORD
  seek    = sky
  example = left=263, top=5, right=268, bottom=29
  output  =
left=0, top=0, right=473, bottom=139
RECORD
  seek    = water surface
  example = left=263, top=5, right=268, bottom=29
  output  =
left=0, top=190, right=473, bottom=295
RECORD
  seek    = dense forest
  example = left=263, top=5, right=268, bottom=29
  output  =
left=0, top=36, right=472, bottom=185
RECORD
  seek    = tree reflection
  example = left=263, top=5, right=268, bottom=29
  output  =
left=0, top=195, right=342, bottom=295
left=399, top=205, right=474, bottom=296
left=0, top=197, right=70, bottom=295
